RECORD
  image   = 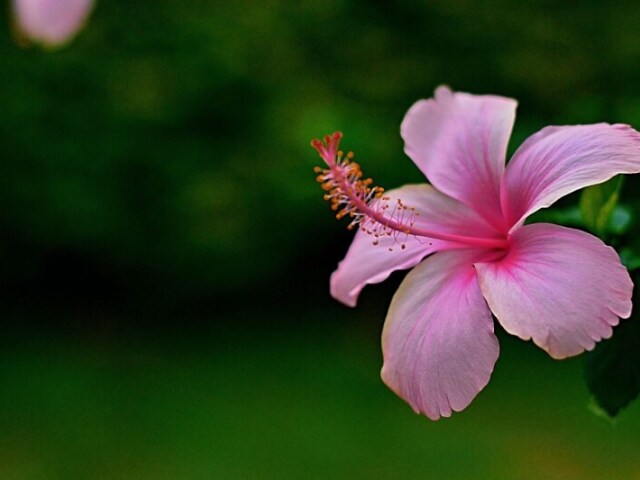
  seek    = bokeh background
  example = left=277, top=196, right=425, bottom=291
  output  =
left=2, top=1, right=640, bottom=478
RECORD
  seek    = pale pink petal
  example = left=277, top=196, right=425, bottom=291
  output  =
left=331, top=183, right=499, bottom=307
left=476, top=223, right=633, bottom=359
left=13, top=0, right=94, bottom=47
left=381, top=249, right=500, bottom=420
left=401, top=86, right=517, bottom=230
left=502, top=124, right=640, bottom=229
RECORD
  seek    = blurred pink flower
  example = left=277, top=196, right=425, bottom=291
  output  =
left=12, top=0, right=94, bottom=48
left=312, top=86, right=640, bottom=420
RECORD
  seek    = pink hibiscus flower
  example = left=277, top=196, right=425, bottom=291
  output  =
left=312, top=86, right=640, bottom=420
left=12, top=0, right=94, bottom=48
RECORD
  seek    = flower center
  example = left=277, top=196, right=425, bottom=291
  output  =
left=312, top=132, right=509, bottom=250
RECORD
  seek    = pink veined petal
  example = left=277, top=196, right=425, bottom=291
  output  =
left=331, top=183, right=499, bottom=307
left=401, top=85, right=517, bottom=231
left=476, top=223, right=633, bottom=359
left=502, top=123, right=640, bottom=229
left=13, top=0, right=94, bottom=47
left=381, top=248, right=501, bottom=420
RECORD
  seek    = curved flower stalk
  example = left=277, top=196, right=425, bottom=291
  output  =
left=312, top=86, right=640, bottom=420
left=12, top=0, right=94, bottom=48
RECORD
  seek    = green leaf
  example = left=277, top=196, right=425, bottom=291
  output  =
left=585, top=271, right=640, bottom=417
left=608, top=205, right=633, bottom=235
left=525, top=205, right=584, bottom=227
left=619, top=247, right=640, bottom=272
left=579, top=176, right=623, bottom=237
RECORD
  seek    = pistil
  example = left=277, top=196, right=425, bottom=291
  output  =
left=312, top=132, right=508, bottom=250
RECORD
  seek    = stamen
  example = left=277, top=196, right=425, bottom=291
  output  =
left=311, top=132, right=509, bottom=250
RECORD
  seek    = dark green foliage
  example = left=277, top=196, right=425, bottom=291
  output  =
left=580, top=177, right=640, bottom=417
left=5, top=1, right=640, bottom=301
left=586, top=274, right=640, bottom=417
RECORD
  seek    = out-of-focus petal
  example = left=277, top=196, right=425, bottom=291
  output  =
left=401, top=86, right=517, bottom=231
left=13, top=0, right=94, bottom=48
left=476, top=223, right=633, bottom=359
left=330, top=183, right=498, bottom=307
left=381, top=249, right=500, bottom=420
left=502, top=124, right=640, bottom=229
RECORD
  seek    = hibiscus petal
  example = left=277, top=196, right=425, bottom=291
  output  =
left=502, top=124, right=640, bottom=229
left=401, top=85, right=517, bottom=230
left=381, top=249, right=500, bottom=420
left=331, top=183, right=498, bottom=307
left=476, top=223, right=633, bottom=359
left=13, top=0, right=94, bottom=47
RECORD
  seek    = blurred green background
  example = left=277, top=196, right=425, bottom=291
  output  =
left=2, top=1, right=640, bottom=478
